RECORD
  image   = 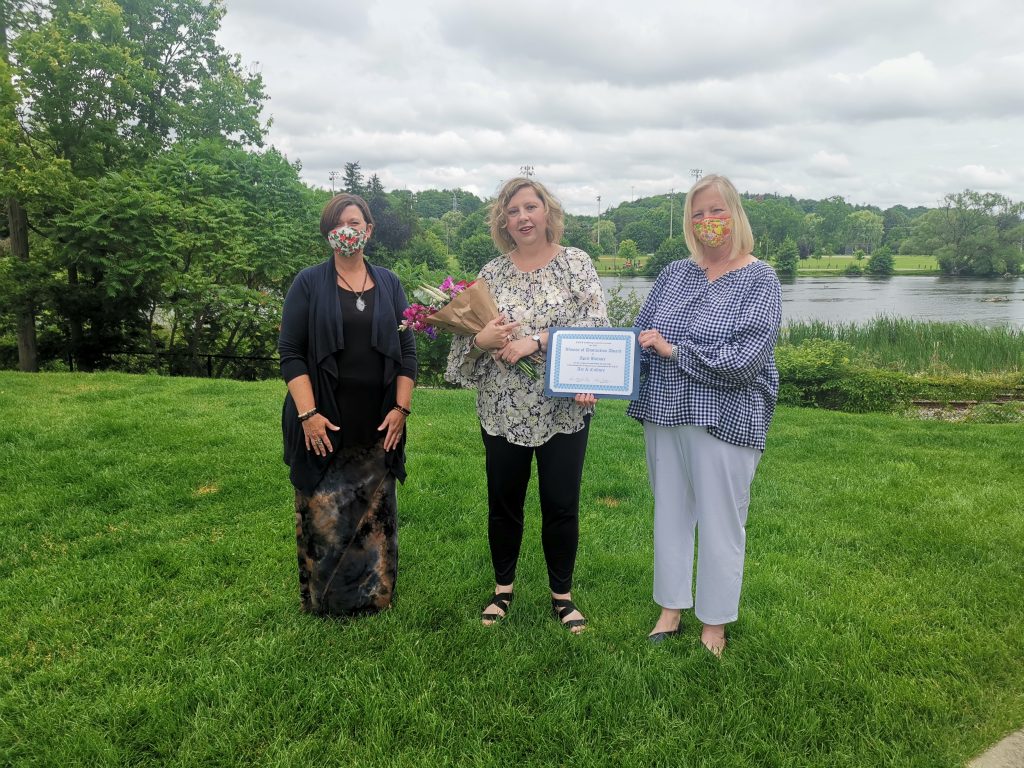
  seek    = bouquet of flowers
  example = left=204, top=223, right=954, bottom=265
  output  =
left=400, top=276, right=538, bottom=379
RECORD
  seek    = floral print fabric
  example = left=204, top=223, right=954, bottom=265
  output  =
left=445, top=247, right=608, bottom=447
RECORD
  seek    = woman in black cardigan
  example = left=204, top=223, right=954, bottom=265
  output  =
left=278, top=193, right=417, bottom=616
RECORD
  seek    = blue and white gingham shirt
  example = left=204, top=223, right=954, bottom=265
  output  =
left=626, top=258, right=782, bottom=451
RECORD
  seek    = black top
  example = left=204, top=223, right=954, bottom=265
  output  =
left=334, top=286, right=386, bottom=448
left=278, top=257, right=417, bottom=495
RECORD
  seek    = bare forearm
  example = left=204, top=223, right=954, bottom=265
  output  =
left=286, top=374, right=316, bottom=413
left=395, top=375, right=414, bottom=411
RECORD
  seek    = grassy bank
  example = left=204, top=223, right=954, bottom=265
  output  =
left=2, top=373, right=1023, bottom=766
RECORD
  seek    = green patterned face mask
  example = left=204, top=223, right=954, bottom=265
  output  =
left=693, top=217, right=732, bottom=248
left=327, top=226, right=368, bottom=258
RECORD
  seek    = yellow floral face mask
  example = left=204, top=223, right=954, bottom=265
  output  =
left=693, top=217, right=732, bottom=248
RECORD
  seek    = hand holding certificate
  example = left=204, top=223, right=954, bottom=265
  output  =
left=543, top=327, right=640, bottom=400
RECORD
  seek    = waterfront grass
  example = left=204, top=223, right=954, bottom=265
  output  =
left=2, top=372, right=1023, bottom=766
left=781, top=317, right=1024, bottom=374
left=798, top=254, right=940, bottom=274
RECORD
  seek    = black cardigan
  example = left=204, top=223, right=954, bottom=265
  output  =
left=278, top=257, right=417, bottom=494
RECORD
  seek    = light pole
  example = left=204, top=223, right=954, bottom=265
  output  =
left=328, top=170, right=339, bottom=193
left=596, top=195, right=601, bottom=248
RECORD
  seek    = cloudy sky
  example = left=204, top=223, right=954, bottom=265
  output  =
left=217, top=0, right=1024, bottom=214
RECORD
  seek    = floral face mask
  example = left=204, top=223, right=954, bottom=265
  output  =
left=327, top=226, right=368, bottom=258
left=693, top=217, right=732, bottom=248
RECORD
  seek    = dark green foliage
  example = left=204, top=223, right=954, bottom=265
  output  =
left=459, top=232, right=499, bottom=274
left=644, top=235, right=688, bottom=277
left=775, top=237, right=799, bottom=276
left=866, top=245, right=895, bottom=275
left=776, top=336, right=1023, bottom=412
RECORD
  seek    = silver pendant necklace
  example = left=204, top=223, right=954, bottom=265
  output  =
left=336, top=269, right=369, bottom=311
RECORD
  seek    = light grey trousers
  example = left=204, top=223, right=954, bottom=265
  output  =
left=644, top=422, right=762, bottom=625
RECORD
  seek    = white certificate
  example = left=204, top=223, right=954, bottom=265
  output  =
left=543, top=327, right=640, bottom=400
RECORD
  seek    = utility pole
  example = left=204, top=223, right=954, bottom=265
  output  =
left=328, top=170, right=339, bottom=193
left=690, top=168, right=702, bottom=184
left=596, top=195, right=602, bottom=247
left=520, top=164, right=534, bottom=178
left=669, top=188, right=674, bottom=239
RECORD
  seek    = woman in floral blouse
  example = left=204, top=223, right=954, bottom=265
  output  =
left=628, top=174, right=781, bottom=656
left=446, top=177, right=608, bottom=633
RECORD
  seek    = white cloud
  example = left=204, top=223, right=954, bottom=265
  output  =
left=217, top=0, right=1024, bottom=213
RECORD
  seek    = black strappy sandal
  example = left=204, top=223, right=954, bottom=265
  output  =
left=481, top=591, right=514, bottom=624
left=551, top=597, right=587, bottom=633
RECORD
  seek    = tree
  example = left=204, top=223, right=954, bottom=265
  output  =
left=459, top=232, right=498, bottom=274
left=616, top=239, right=641, bottom=270
left=590, top=219, right=616, bottom=254
left=1, top=0, right=267, bottom=370
left=775, top=237, right=799, bottom=277
left=866, top=245, right=895, bottom=276
left=843, top=210, right=884, bottom=254
left=342, top=161, right=364, bottom=195
left=644, top=235, right=688, bottom=278
left=926, top=190, right=1023, bottom=276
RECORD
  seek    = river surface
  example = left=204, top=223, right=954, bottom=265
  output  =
left=602, top=275, right=1024, bottom=328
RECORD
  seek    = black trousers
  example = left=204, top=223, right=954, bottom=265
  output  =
left=481, top=417, right=591, bottom=593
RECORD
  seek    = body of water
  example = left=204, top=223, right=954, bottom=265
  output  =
left=602, top=274, right=1024, bottom=328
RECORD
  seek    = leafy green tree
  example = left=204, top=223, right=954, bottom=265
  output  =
left=459, top=232, right=498, bottom=274
left=644, top=235, right=688, bottom=277
left=843, top=210, right=884, bottom=254
left=797, top=213, right=822, bottom=258
left=616, top=239, right=641, bottom=269
left=926, top=190, right=1023, bottom=276
left=590, top=219, right=616, bottom=255
left=1, top=0, right=267, bottom=370
left=775, top=237, right=799, bottom=277
left=866, top=245, right=895, bottom=275
left=401, top=231, right=449, bottom=271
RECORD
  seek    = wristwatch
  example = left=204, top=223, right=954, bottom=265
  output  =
left=531, top=334, right=542, bottom=353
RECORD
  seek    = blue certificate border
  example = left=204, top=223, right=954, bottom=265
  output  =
left=543, top=326, right=640, bottom=400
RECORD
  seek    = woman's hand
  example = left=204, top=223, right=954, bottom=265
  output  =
left=638, top=329, right=674, bottom=358
left=303, top=413, right=340, bottom=457
left=574, top=393, right=597, bottom=407
left=475, top=315, right=520, bottom=351
left=496, top=336, right=537, bottom=366
left=378, top=409, right=407, bottom=452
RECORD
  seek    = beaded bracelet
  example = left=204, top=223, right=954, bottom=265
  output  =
left=392, top=404, right=412, bottom=417
left=297, top=407, right=318, bottom=422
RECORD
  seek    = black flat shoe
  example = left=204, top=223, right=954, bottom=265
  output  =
left=647, top=627, right=681, bottom=645
left=481, top=591, right=513, bottom=624
left=551, top=597, right=587, bottom=633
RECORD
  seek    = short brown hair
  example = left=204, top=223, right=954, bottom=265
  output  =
left=488, top=177, right=565, bottom=254
left=319, top=193, right=374, bottom=239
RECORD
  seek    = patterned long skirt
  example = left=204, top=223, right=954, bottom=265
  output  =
left=294, top=443, right=398, bottom=616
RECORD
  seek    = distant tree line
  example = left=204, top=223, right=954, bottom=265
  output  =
left=2, top=1, right=1021, bottom=375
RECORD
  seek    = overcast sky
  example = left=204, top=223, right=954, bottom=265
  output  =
left=217, top=0, right=1024, bottom=215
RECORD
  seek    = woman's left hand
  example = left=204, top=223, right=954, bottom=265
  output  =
left=496, top=337, right=536, bottom=366
left=638, top=329, right=674, bottom=358
left=378, top=408, right=407, bottom=452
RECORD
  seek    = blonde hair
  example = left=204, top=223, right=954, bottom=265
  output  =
left=682, top=174, right=755, bottom=261
left=489, top=177, right=566, bottom=253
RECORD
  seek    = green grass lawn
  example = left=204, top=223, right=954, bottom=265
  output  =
left=799, top=254, right=940, bottom=274
left=2, top=372, right=1022, bottom=766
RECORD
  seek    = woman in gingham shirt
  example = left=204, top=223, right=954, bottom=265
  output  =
left=627, top=174, right=782, bottom=656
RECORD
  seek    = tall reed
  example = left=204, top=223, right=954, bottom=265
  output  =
left=780, top=317, right=1024, bottom=373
